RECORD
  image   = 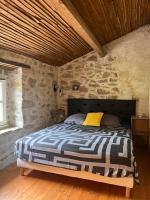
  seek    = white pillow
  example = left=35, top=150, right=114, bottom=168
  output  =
left=64, top=113, right=86, bottom=125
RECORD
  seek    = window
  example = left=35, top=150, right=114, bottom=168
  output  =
left=0, top=80, right=6, bottom=126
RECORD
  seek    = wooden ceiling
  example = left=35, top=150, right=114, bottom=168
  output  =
left=0, top=0, right=149, bottom=66
left=0, top=0, right=92, bottom=66
left=70, top=0, right=150, bottom=45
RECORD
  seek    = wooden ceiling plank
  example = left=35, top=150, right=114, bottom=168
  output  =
left=0, top=45, right=59, bottom=65
left=40, top=0, right=92, bottom=51
left=40, top=21, right=89, bottom=56
left=131, top=0, right=137, bottom=30
left=0, top=25, right=57, bottom=54
left=1, top=0, right=91, bottom=65
left=34, top=0, right=90, bottom=52
left=120, top=0, right=127, bottom=33
left=0, top=17, right=76, bottom=60
left=48, top=0, right=105, bottom=56
left=24, top=0, right=70, bottom=32
left=73, top=0, right=108, bottom=44
left=0, top=2, right=81, bottom=54
left=138, top=0, right=145, bottom=26
left=143, top=0, right=149, bottom=25
left=124, top=0, right=132, bottom=32
left=0, top=1, right=89, bottom=60
left=14, top=0, right=86, bottom=52
left=28, top=0, right=91, bottom=51
left=0, top=14, right=65, bottom=51
left=96, top=0, right=116, bottom=41
left=0, top=38, right=51, bottom=59
left=147, top=1, right=150, bottom=23
left=113, top=0, right=126, bottom=34
left=0, top=44, right=65, bottom=66
left=86, top=0, right=109, bottom=43
left=103, top=0, right=122, bottom=38
left=0, top=38, right=64, bottom=63
left=0, top=31, right=69, bottom=62
left=0, top=24, right=57, bottom=55
left=0, top=23, right=76, bottom=61
left=111, top=1, right=123, bottom=36
left=136, top=0, right=140, bottom=26
left=121, top=0, right=128, bottom=33
left=0, top=17, right=54, bottom=49
left=22, top=0, right=90, bottom=55
left=135, top=0, right=139, bottom=29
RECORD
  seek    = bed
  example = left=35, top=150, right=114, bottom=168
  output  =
left=16, top=99, right=137, bottom=198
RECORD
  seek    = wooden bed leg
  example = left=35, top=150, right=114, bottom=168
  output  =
left=125, top=187, right=131, bottom=198
left=20, top=167, right=25, bottom=176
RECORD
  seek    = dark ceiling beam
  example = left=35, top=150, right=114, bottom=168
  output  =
left=0, top=58, right=30, bottom=69
left=51, top=0, right=106, bottom=57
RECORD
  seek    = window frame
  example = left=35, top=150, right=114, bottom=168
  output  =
left=0, top=79, right=7, bottom=127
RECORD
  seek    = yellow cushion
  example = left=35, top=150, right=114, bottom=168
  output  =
left=83, top=112, right=104, bottom=127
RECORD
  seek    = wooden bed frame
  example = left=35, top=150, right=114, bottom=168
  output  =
left=17, top=158, right=133, bottom=198
left=17, top=99, right=136, bottom=198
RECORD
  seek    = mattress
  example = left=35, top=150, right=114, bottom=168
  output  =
left=15, top=123, right=138, bottom=181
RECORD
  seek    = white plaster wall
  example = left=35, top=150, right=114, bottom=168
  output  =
left=105, top=25, right=150, bottom=115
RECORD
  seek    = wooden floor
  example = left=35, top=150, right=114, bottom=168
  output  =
left=0, top=148, right=150, bottom=200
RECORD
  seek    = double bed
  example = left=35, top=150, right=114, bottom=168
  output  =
left=16, top=99, right=138, bottom=198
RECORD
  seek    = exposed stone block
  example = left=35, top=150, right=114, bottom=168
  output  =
left=88, top=94, right=98, bottom=98
left=60, top=80, right=68, bottom=85
left=87, top=55, right=98, bottom=61
left=107, top=55, right=116, bottom=62
left=109, top=78, right=118, bottom=82
left=97, top=88, right=110, bottom=95
left=102, top=72, right=110, bottom=78
left=80, top=86, right=88, bottom=92
left=28, top=78, right=36, bottom=88
left=112, top=87, right=120, bottom=92
left=61, top=73, right=73, bottom=78
left=88, top=80, right=99, bottom=87
left=98, top=79, right=108, bottom=83
left=65, top=64, right=73, bottom=70
left=71, top=80, right=80, bottom=85
left=23, top=100, right=35, bottom=108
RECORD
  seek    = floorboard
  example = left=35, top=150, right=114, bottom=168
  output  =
left=0, top=148, right=150, bottom=200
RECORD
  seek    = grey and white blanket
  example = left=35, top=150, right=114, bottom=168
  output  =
left=16, top=123, right=138, bottom=181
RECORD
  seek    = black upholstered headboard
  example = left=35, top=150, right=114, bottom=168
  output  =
left=68, top=99, right=136, bottom=125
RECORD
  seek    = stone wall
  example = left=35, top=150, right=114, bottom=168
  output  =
left=22, top=61, right=57, bottom=130
left=58, top=53, right=120, bottom=110
left=0, top=49, right=57, bottom=169
left=58, top=25, right=150, bottom=116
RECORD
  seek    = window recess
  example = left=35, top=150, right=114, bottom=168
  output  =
left=0, top=78, right=7, bottom=127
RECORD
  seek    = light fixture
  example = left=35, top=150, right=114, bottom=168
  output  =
left=53, top=82, right=63, bottom=96
left=72, top=84, right=80, bottom=91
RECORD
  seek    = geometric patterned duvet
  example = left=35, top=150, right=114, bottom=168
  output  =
left=16, top=123, right=139, bottom=182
